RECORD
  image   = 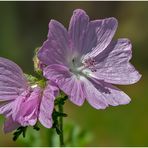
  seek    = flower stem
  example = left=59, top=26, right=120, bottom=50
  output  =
left=48, top=129, right=54, bottom=146
left=58, top=103, right=64, bottom=147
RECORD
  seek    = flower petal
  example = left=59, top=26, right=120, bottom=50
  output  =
left=0, top=100, right=13, bottom=116
left=81, top=77, right=108, bottom=109
left=68, top=9, right=89, bottom=56
left=91, top=39, right=141, bottom=85
left=39, top=82, right=58, bottom=128
left=44, top=64, right=85, bottom=106
left=3, top=117, right=20, bottom=133
left=89, top=78, right=131, bottom=106
left=0, top=57, right=28, bottom=101
left=38, top=20, right=70, bottom=66
left=11, top=90, right=29, bottom=121
left=83, top=17, right=118, bottom=59
left=12, top=88, right=41, bottom=127
left=81, top=77, right=130, bottom=109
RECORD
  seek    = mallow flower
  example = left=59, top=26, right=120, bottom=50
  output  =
left=38, top=9, right=141, bottom=109
left=0, top=57, right=59, bottom=133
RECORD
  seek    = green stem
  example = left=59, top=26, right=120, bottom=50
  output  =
left=58, top=103, right=65, bottom=147
left=48, top=129, right=54, bottom=147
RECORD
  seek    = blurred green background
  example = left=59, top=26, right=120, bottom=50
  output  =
left=0, top=1, right=147, bottom=146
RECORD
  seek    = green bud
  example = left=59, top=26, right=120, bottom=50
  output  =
left=33, top=47, right=42, bottom=74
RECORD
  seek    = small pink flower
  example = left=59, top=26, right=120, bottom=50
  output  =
left=38, top=9, right=141, bottom=109
left=0, top=57, right=59, bottom=133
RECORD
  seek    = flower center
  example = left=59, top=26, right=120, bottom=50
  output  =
left=70, top=57, right=97, bottom=77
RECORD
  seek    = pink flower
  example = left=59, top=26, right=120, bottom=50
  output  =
left=38, top=9, right=141, bottom=109
left=0, top=57, right=59, bottom=133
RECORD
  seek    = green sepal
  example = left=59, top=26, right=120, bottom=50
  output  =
left=33, top=47, right=45, bottom=77
left=13, top=126, right=27, bottom=141
left=54, top=91, right=68, bottom=106
left=24, top=73, right=46, bottom=89
left=24, top=74, right=38, bottom=85
left=33, top=123, right=40, bottom=131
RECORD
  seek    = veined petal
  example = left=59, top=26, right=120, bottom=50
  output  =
left=92, top=39, right=141, bottom=85
left=44, top=64, right=85, bottom=106
left=81, top=77, right=130, bottom=109
left=38, top=20, right=70, bottom=67
left=0, top=57, right=28, bottom=101
left=89, top=78, right=131, bottom=106
left=39, top=82, right=58, bottom=128
left=12, top=88, right=41, bottom=127
left=0, top=57, right=25, bottom=78
left=68, top=9, right=89, bottom=56
left=12, top=90, right=29, bottom=121
left=83, top=17, right=118, bottom=60
left=81, top=77, right=108, bottom=109
left=0, top=100, right=13, bottom=116
left=0, top=57, right=27, bottom=87
left=17, top=100, right=39, bottom=126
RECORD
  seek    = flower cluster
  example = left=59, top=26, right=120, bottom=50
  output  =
left=0, top=9, right=141, bottom=134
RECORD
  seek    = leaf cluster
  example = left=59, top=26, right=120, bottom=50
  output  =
left=52, top=92, right=68, bottom=135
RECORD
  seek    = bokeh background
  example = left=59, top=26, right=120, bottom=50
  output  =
left=0, top=1, right=147, bottom=146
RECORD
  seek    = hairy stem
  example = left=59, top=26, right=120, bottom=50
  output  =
left=58, top=103, right=64, bottom=146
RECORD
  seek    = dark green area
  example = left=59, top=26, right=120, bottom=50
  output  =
left=0, top=1, right=148, bottom=146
